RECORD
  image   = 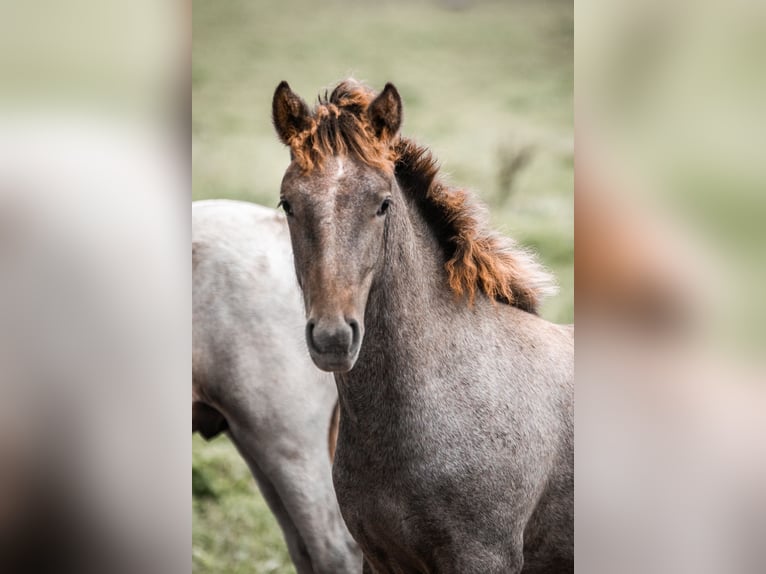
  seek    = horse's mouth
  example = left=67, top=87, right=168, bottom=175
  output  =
left=309, top=348, right=359, bottom=373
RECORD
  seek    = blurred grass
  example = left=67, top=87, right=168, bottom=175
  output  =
left=193, top=1, right=572, bottom=572
left=193, top=435, right=293, bottom=573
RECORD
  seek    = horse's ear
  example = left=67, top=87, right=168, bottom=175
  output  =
left=272, top=81, right=311, bottom=146
left=367, top=83, right=402, bottom=141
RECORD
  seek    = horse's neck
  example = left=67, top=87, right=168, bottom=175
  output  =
left=384, top=196, right=441, bottom=301
left=370, top=189, right=446, bottom=344
left=337, top=191, right=450, bottom=420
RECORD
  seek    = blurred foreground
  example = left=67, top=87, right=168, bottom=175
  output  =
left=0, top=1, right=189, bottom=573
left=577, top=1, right=766, bottom=572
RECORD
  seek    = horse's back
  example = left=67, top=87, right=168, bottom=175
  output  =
left=192, top=199, right=299, bottom=340
left=192, top=199, right=318, bottom=412
left=192, top=199, right=294, bottom=287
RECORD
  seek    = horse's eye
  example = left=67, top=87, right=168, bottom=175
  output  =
left=278, top=199, right=294, bottom=217
left=377, top=198, right=392, bottom=217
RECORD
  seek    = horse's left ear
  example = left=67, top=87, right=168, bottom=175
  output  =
left=367, top=83, right=402, bottom=141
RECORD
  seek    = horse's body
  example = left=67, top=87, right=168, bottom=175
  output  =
left=192, top=199, right=360, bottom=574
left=333, top=205, right=574, bottom=574
left=272, top=80, right=574, bottom=573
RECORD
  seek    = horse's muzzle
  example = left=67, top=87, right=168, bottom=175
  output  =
left=305, top=317, right=361, bottom=372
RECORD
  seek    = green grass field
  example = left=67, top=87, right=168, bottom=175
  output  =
left=193, top=1, right=572, bottom=572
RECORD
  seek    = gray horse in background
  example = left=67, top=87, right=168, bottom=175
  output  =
left=272, top=80, right=574, bottom=573
left=192, top=199, right=360, bottom=574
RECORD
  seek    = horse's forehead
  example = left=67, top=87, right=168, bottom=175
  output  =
left=286, top=156, right=386, bottom=197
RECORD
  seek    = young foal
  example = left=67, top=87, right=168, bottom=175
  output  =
left=272, top=80, right=574, bottom=573
left=192, top=200, right=360, bottom=574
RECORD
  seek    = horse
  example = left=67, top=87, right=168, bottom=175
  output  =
left=192, top=199, right=361, bottom=574
left=271, top=79, right=574, bottom=573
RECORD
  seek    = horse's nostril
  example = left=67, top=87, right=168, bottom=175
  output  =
left=306, top=320, right=317, bottom=348
left=348, top=319, right=360, bottom=346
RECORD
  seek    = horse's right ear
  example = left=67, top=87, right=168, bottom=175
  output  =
left=272, top=81, right=311, bottom=146
left=367, top=82, right=402, bottom=142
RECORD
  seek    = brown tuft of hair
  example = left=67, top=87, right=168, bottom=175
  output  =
left=282, top=79, right=396, bottom=172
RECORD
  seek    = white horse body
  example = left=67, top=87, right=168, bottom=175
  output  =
left=192, top=199, right=360, bottom=574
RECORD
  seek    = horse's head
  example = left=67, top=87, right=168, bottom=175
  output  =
left=272, top=80, right=402, bottom=372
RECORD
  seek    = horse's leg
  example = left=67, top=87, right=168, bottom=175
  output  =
left=227, top=431, right=316, bottom=574
left=229, top=423, right=360, bottom=574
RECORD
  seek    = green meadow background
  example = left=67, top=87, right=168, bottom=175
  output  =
left=193, top=0, right=572, bottom=572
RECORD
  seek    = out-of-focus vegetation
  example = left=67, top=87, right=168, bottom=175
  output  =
left=193, top=435, right=294, bottom=573
left=193, top=1, right=572, bottom=572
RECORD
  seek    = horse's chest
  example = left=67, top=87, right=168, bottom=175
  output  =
left=338, top=484, right=436, bottom=572
left=333, top=458, right=462, bottom=573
